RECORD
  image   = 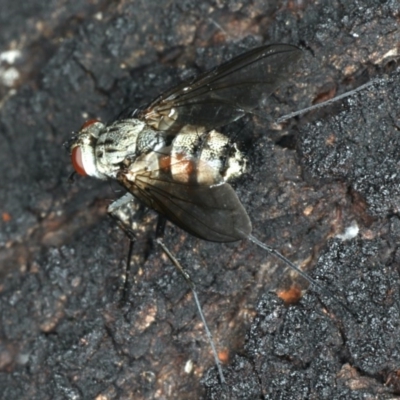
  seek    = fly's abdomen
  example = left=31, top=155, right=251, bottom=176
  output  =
left=170, top=130, right=246, bottom=185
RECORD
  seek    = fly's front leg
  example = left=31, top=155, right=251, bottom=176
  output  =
left=108, top=193, right=153, bottom=301
left=108, top=193, right=146, bottom=240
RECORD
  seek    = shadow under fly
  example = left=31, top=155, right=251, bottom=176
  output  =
left=67, top=44, right=365, bottom=383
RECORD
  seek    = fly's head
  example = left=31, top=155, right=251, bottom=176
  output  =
left=69, top=119, right=108, bottom=180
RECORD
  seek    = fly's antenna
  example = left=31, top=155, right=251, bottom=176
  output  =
left=276, top=79, right=378, bottom=123
left=156, top=238, right=226, bottom=384
left=247, top=234, right=356, bottom=317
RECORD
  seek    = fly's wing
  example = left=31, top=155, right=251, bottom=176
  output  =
left=117, top=152, right=252, bottom=242
left=134, top=44, right=302, bottom=132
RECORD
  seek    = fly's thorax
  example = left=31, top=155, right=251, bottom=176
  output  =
left=170, top=129, right=246, bottom=184
left=95, top=118, right=155, bottom=178
left=136, top=126, right=168, bottom=154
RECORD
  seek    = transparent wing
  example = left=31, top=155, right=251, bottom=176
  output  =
left=117, top=152, right=252, bottom=242
left=132, top=44, right=302, bottom=132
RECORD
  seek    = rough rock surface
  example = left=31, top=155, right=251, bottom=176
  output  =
left=0, top=0, right=399, bottom=399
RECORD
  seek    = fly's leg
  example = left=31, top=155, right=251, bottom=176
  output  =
left=108, top=193, right=150, bottom=302
left=155, top=218, right=226, bottom=384
left=109, top=198, right=226, bottom=382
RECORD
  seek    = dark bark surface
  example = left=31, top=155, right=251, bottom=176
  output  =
left=0, top=0, right=399, bottom=399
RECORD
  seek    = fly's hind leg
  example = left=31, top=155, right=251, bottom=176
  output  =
left=155, top=217, right=226, bottom=384
left=108, top=193, right=153, bottom=302
left=154, top=216, right=194, bottom=288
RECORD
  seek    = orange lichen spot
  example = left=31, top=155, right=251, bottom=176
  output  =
left=313, top=86, right=337, bottom=104
left=326, top=133, right=336, bottom=146
left=303, top=205, right=313, bottom=216
left=218, top=349, right=230, bottom=364
left=277, top=286, right=303, bottom=304
left=2, top=212, right=11, bottom=222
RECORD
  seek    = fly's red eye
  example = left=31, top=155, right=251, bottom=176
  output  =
left=80, top=119, right=100, bottom=130
left=71, top=146, right=87, bottom=176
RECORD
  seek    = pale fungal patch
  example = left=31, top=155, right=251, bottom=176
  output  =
left=184, top=359, right=193, bottom=374
left=336, top=222, right=359, bottom=241
left=0, top=66, right=19, bottom=87
left=373, top=47, right=399, bottom=64
left=303, top=205, right=314, bottom=216
left=0, top=49, right=21, bottom=64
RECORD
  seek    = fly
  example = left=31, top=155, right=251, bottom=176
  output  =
left=67, top=44, right=350, bottom=384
